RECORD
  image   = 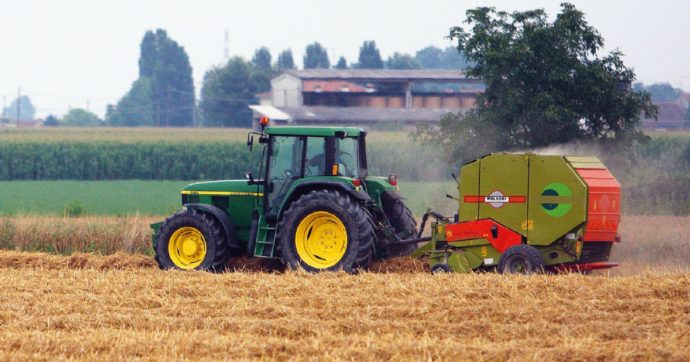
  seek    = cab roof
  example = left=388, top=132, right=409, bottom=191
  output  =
left=265, top=126, right=365, bottom=137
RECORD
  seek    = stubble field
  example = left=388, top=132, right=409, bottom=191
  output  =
left=1, top=215, right=689, bottom=361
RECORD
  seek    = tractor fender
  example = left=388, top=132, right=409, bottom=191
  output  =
left=184, top=203, right=241, bottom=249
left=279, top=180, right=371, bottom=217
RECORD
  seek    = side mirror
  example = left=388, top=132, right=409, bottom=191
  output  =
left=247, top=134, right=254, bottom=151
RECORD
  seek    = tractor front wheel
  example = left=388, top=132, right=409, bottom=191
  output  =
left=497, top=244, right=544, bottom=275
left=155, top=209, right=230, bottom=271
left=277, top=190, right=376, bottom=273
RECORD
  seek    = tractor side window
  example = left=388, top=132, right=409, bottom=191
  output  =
left=305, top=137, right=327, bottom=176
left=267, top=136, right=304, bottom=215
left=337, top=137, right=359, bottom=178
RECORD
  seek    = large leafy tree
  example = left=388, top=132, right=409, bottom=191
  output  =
left=634, top=82, right=682, bottom=102
left=357, top=40, right=384, bottom=69
left=386, top=52, right=421, bottom=69
left=417, top=3, right=657, bottom=163
left=200, top=57, right=269, bottom=127
left=61, top=108, right=102, bottom=127
left=252, top=47, right=273, bottom=73
left=275, top=49, right=295, bottom=70
left=303, top=42, right=330, bottom=69
left=2, top=95, right=36, bottom=121
left=335, top=56, right=348, bottom=69
left=108, top=29, right=195, bottom=126
left=415, top=46, right=467, bottom=69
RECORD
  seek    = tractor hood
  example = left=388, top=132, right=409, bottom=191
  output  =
left=182, top=180, right=261, bottom=195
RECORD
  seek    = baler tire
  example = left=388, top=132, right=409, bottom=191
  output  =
left=498, top=244, right=545, bottom=275
left=155, top=209, right=230, bottom=272
left=381, top=193, right=418, bottom=257
left=430, top=263, right=451, bottom=274
left=277, top=189, right=376, bottom=273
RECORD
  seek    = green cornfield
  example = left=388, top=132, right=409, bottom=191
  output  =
left=0, top=127, right=688, bottom=214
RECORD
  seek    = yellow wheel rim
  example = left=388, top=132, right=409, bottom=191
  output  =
left=168, top=226, right=207, bottom=269
left=295, top=211, right=348, bottom=269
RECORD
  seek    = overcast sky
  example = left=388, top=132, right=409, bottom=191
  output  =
left=1, top=0, right=689, bottom=118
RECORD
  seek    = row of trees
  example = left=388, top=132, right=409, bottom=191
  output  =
left=102, top=31, right=470, bottom=128
left=266, top=41, right=467, bottom=71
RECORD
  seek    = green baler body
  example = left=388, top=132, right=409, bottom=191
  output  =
left=419, top=153, right=621, bottom=272
left=458, top=154, right=590, bottom=245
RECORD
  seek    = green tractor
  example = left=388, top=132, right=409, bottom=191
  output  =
left=151, top=124, right=418, bottom=272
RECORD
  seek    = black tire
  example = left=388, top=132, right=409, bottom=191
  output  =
left=277, top=189, right=376, bottom=273
left=430, top=263, right=451, bottom=274
left=381, top=192, right=418, bottom=257
left=155, top=209, right=231, bottom=271
left=497, top=244, right=545, bottom=275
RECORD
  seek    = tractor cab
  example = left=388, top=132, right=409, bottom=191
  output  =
left=256, top=127, right=368, bottom=218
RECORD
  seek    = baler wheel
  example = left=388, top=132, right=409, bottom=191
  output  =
left=430, top=263, right=451, bottom=273
left=155, top=209, right=230, bottom=271
left=498, top=245, right=545, bottom=275
left=277, top=189, right=376, bottom=273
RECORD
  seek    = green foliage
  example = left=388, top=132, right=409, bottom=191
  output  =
left=63, top=200, right=84, bottom=217
left=252, top=47, right=273, bottom=72
left=108, top=29, right=195, bottom=127
left=386, top=52, right=421, bottom=69
left=335, top=56, right=348, bottom=69
left=43, top=115, right=60, bottom=127
left=2, top=95, right=36, bottom=121
left=303, top=42, right=330, bottom=69
left=414, top=46, right=467, bottom=69
left=419, top=3, right=658, bottom=162
left=199, top=57, right=269, bottom=127
left=357, top=40, right=384, bottom=69
left=61, top=108, right=102, bottom=127
left=634, top=82, right=682, bottom=103
left=106, top=78, right=155, bottom=126
left=275, top=49, right=295, bottom=70
left=0, top=141, right=261, bottom=180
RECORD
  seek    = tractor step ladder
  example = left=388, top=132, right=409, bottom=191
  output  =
left=253, top=215, right=277, bottom=258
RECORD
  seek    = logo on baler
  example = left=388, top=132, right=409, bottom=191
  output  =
left=485, top=191, right=509, bottom=208
left=540, top=182, right=572, bottom=217
left=464, top=191, right=526, bottom=209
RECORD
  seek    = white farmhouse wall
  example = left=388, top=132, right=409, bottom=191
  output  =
left=271, top=74, right=303, bottom=107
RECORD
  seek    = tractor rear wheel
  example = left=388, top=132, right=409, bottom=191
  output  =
left=155, top=209, right=230, bottom=271
left=277, top=189, right=376, bottom=273
left=497, top=244, right=544, bottom=275
left=381, top=192, right=418, bottom=257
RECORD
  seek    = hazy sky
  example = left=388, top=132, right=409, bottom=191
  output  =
left=1, top=0, right=689, bottom=118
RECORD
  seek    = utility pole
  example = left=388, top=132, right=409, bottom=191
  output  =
left=16, top=88, right=21, bottom=126
left=166, top=86, right=171, bottom=127
left=224, top=29, right=229, bottom=60
left=86, top=99, right=90, bottom=113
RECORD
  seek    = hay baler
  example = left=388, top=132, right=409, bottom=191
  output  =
left=412, top=153, right=621, bottom=274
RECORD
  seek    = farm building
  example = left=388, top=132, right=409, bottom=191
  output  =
left=641, top=92, right=690, bottom=130
left=249, top=69, right=484, bottom=129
